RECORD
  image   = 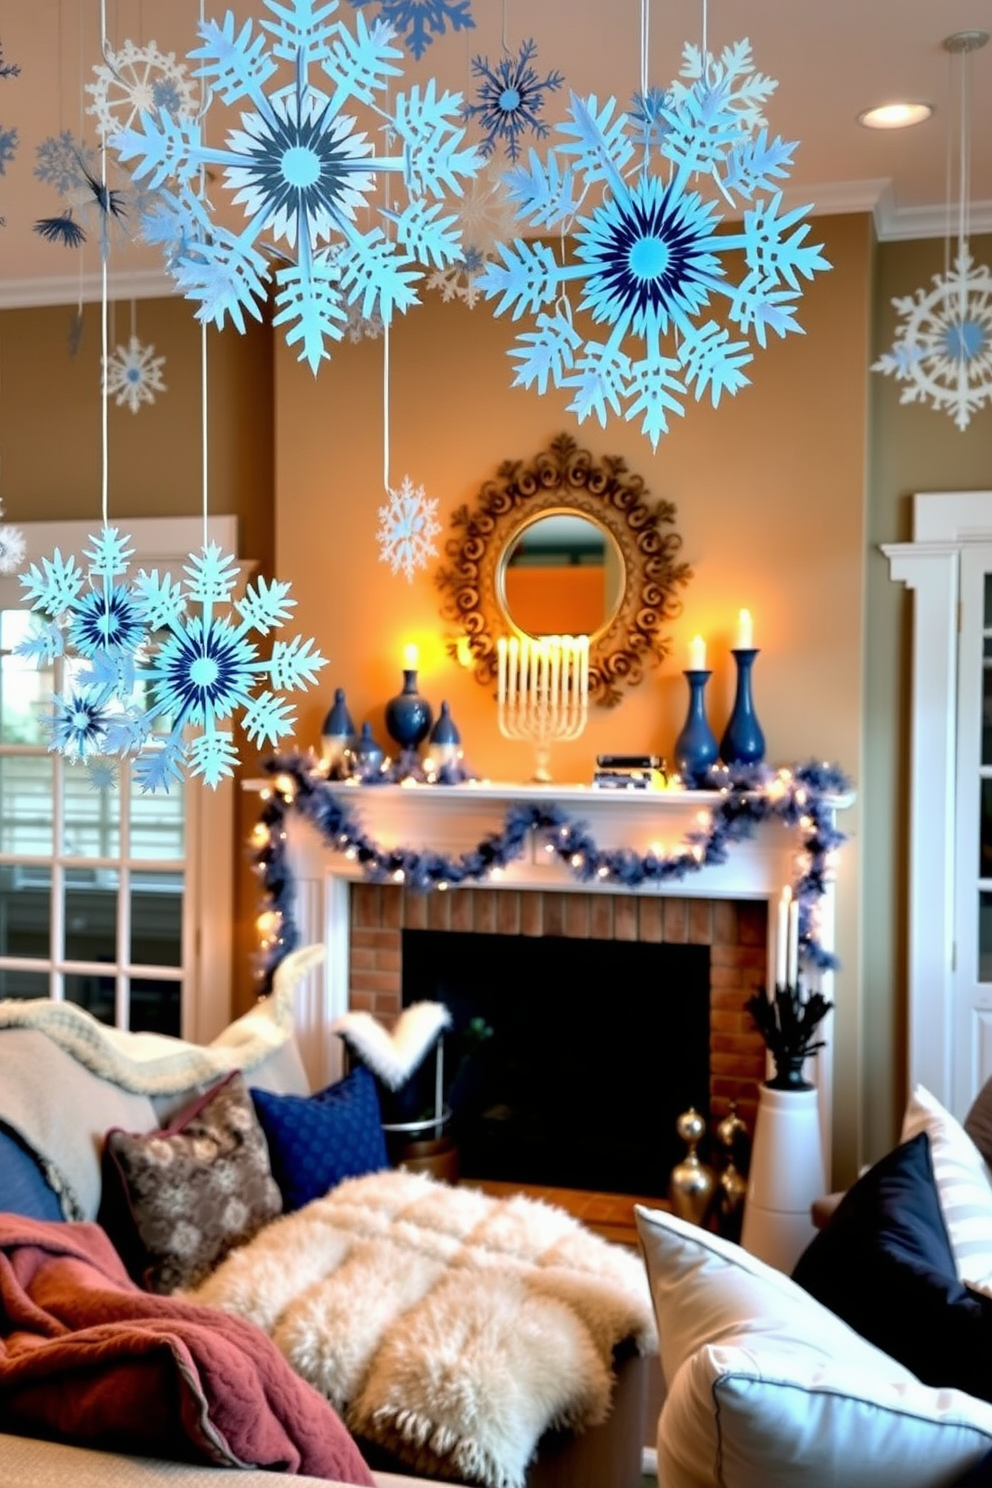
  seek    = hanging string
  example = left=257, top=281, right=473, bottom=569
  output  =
left=382, top=321, right=391, bottom=493
left=639, top=0, right=649, bottom=103
left=501, top=0, right=510, bottom=57
left=99, top=0, right=109, bottom=529
left=943, top=45, right=954, bottom=285
left=959, top=43, right=971, bottom=257
left=199, top=0, right=209, bottom=551
left=701, top=0, right=708, bottom=65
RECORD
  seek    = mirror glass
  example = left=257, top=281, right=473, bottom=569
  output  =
left=499, top=513, right=625, bottom=640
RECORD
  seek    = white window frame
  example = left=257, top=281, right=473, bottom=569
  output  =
left=0, top=516, right=237, bottom=1042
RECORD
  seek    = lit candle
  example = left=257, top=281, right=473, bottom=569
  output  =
left=578, top=635, right=589, bottom=703
left=688, top=635, right=706, bottom=671
left=776, top=887, right=791, bottom=987
left=787, top=894, right=799, bottom=987
left=497, top=637, right=507, bottom=705
left=736, top=610, right=754, bottom=650
left=549, top=635, right=561, bottom=704
left=403, top=642, right=419, bottom=670
left=507, top=636, right=519, bottom=703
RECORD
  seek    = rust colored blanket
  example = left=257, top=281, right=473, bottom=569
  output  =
left=0, top=1214, right=373, bottom=1484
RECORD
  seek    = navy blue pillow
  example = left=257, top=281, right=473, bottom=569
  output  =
left=0, top=1124, right=63, bottom=1221
left=251, top=1066, right=389, bottom=1213
left=793, top=1131, right=992, bottom=1400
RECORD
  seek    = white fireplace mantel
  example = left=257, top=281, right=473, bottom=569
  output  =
left=249, top=777, right=849, bottom=1174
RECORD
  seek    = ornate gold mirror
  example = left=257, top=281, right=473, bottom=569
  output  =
left=436, top=433, right=692, bottom=707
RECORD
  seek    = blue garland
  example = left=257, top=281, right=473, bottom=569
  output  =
left=251, top=754, right=852, bottom=988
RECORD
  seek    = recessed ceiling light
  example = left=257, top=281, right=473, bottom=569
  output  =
left=857, top=101, right=935, bottom=130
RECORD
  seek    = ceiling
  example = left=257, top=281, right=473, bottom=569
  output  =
left=0, top=0, right=990, bottom=308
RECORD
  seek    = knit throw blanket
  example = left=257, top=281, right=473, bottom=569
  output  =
left=187, top=1169, right=658, bottom=1488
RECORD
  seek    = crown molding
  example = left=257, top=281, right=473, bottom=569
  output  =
left=0, top=267, right=177, bottom=311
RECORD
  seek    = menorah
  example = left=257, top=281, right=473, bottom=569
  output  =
left=496, top=634, right=590, bottom=782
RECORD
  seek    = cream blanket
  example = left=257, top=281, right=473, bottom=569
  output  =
left=188, top=1169, right=658, bottom=1488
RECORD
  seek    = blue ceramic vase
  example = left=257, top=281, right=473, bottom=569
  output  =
left=385, top=669, right=433, bottom=751
left=720, top=648, right=766, bottom=766
left=674, top=669, right=719, bottom=787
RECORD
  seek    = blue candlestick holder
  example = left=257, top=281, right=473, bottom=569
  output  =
left=674, top=669, right=719, bottom=787
left=720, top=647, right=766, bottom=766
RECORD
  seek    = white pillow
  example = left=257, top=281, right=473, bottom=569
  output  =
left=635, top=1204, right=992, bottom=1488
left=901, top=1083, right=992, bottom=1286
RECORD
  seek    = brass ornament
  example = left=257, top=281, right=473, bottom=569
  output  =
left=668, top=1106, right=716, bottom=1227
left=435, top=432, right=692, bottom=708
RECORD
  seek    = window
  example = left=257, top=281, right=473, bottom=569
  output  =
left=0, top=518, right=235, bottom=1039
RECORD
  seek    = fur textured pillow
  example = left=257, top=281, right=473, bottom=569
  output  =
left=101, top=1070, right=282, bottom=1294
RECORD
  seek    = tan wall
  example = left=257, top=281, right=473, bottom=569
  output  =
left=863, top=231, right=992, bottom=1164
left=275, top=212, right=872, bottom=1182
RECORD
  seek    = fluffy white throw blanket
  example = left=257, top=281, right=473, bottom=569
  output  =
left=0, top=944, right=324, bottom=1095
left=188, top=1169, right=657, bottom=1488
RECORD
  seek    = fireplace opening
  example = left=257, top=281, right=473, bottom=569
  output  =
left=401, top=928, right=711, bottom=1198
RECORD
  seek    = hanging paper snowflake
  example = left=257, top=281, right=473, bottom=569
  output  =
left=0, top=40, right=20, bottom=79
left=377, top=476, right=441, bottom=582
left=104, top=335, right=167, bottom=413
left=17, top=529, right=147, bottom=677
left=112, top=0, right=481, bottom=373
left=345, top=301, right=384, bottom=342
left=872, top=250, right=992, bottom=431
left=0, top=126, right=16, bottom=174
left=86, top=39, right=199, bottom=140
left=426, top=161, right=517, bottom=306
left=125, top=546, right=327, bottom=791
left=479, top=38, right=829, bottom=448
left=462, top=39, right=563, bottom=162
left=347, top=0, right=474, bottom=59
left=0, top=521, right=25, bottom=574
left=34, top=131, right=95, bottom=196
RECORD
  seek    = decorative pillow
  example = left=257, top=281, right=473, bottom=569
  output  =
left=0, top=1125, right=63, bottom=1222
left=100, top=1070, right=282, bottom=1294
left=250, top=1065, right=389, bottom=1213
left=635, top=1203, right=992, bottom=1488
left=793, top=1132, right=992, bottom=1399
left=901, top=1082, right=992, bottom=1286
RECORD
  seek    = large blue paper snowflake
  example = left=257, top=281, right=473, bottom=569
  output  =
left=126, top=545, right=328, bottom=791
left=479, top=38, right=830, bottom=447
left=348, top=0, right=473, bottom=59
left=112, top=0, right=481, bottom=372
left=462, top=39, right=562, bottom=162
left=872, top=250, right=992, bottom=431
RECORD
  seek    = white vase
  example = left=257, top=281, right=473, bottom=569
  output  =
left=740, top=1083, right=826, bottom=1273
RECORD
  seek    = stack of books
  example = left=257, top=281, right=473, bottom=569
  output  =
left=591, top=754, right=667, bottom=790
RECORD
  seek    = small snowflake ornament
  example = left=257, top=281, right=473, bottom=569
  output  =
left=462, top=39, right=563, bottom=163
left=377, top=476, right=441, bottom=582
left=126, top=545, right=328, bottom=791
left=87, top=39, right=198, bottom=140
left=479, top=38, right=829, bottom=447
left=348, top=0, right=474, bottom=59
left=104, top=335, right=167, bottom=413
left=426, top=161, right=518, bottom=307
left=872, top=250, right=992, bottom=431
left=112, top=0, right=481, bottom=372
left=0, top=521, right=25, bottom=574
left=34, top=131, right=94, bottom=196
left=0, top=125, right=16, bottom=175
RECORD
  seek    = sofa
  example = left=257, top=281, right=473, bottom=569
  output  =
left=0, top=947, right=658, bottom=1488
left=635, top=1077, right=992, bottom=1488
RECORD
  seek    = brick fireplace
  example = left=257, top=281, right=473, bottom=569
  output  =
left=266, top=778, right=842, bottom=1181
left=347, top=882, right=769, bottom=1143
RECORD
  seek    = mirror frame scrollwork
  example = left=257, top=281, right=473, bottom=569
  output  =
left=436, top=432, right=693, bottom=708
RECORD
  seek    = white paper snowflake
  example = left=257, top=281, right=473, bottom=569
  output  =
left=377, top=476, right=441, bottom=582
left=86, top=39, right=199, bottom=140
left=872, top=250, right=992, bottom=430
left=426, top=162, right=517, bottom=307
left=103, top=335, right=167, bottom=413
left=0, top=521, right=25, bottom=574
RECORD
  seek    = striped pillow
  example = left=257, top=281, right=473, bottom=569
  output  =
left=901, top=1084, right=992, bottom=1288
